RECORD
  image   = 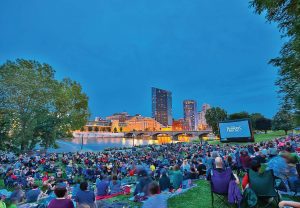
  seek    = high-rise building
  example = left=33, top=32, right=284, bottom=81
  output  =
left=152, top=87, right=172, bottom=126
left=198, top=103, right=211, bottom=130
left=183, top=100, right=198, bottom=130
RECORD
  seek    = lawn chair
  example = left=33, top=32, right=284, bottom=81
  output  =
left=248, top=169, right=280, bottom=208
left=210, top=168, right=235, bottom=208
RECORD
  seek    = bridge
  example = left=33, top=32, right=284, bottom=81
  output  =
left=124, top=130, right=211, bottom=141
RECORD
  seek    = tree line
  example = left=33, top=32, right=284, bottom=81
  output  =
left=0, top=59, right=90, bottom=152
left=249, top=0, right=300, bottom=125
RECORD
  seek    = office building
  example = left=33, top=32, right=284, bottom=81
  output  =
left=183, top=100, right=198, bottom=130
left=152, top=87, right=172, bottom=126
left=198, top=103, right=211, bottom=130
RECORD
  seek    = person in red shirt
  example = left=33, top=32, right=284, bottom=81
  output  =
left=242, top=159, right=261, bottom=190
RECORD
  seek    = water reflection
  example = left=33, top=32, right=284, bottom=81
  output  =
left=49, top=137, right=160, bottom=153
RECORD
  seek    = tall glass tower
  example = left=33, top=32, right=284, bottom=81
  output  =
left=183, top=100, right=198, bottom=130
left=152, top=87, right=172, bottom=127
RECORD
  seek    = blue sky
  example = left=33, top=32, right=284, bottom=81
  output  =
left=0, top=0, right=283, bottom=119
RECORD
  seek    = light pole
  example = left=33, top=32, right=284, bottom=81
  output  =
left=132, top=133, right=135, bottom=147
left=81, top=133, right=84, bottom=151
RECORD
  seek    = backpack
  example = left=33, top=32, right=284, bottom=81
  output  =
left=242, top=187, right=257, bottom=208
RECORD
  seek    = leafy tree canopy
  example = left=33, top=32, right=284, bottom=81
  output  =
left=228, top=111, right=250, bottom=120
left=272, top=109, right=294, bottom=135
left=0, top=59, right=90, bottom=152
left=255, top=117, right=272, bottom=133
left=250, top=0, right=300, bottom=112
left=205, top=107, right=227, bottom=135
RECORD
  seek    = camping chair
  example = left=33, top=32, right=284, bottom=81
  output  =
left=210, top=168, right=235, bottom=208
left=248, top=169, right=280, bottom=208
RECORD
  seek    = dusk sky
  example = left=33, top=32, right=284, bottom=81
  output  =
left=0, top=0, right=283, bottom=119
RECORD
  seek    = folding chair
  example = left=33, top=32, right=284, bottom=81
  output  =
left=248, top=169, right=280, bottom=208
left=210, top=168, right=235, bottom=208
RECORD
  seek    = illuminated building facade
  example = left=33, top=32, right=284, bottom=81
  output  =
left=198, top=103, right=211, bottom=130
left=172, top=119, right=185, bottom=131
left=106, top=112, right=132, bottom=122
left=152, top=87, right=172, bottom=127
left=83, top=119, right=112, bottom=132
left=123, top=115, right=162, bottom=131
left=183, top=100, right=198, bottom=130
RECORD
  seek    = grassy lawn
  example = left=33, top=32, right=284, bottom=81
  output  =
left=207, top=130, right=287, bottom=145
left=254, top=130, right=287, bottom=143
left=167, top=180, right=299, bottom=208
left=168, top=180, right=212, bottom=208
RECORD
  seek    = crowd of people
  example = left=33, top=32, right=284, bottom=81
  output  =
left=0, top=134, right=299, bottom=208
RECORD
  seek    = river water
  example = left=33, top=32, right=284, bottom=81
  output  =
left=46, top=137, right=159, bottom=153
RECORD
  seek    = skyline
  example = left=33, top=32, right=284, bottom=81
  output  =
left=0, top=1, right=283, bottom=119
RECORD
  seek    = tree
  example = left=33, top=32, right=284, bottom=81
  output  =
left=0, top=110, right=13, bottom=151
left=272, top=109, right=294, bottom=135
left=255, top=117, right=272, bottom=134
left=113, top=127, right=118, bottom=133
left=0, top=59, right=90, bottom=151
left=250, top=113, right=264, bottom=130
left=205, top=107, right=227, bottom=135
left=250, top=1, right=300, bottom=110
left=296, top=95, right=300, bottom=126
left=228, top=111, right=250, bottom=120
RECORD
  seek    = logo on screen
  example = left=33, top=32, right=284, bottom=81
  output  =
left=226, top=126, right=242, bottom=133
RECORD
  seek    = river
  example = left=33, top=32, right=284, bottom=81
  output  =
left=46, top=137, right=159, bottom=153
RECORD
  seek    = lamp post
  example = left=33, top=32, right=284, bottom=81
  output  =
left=81, top=133, right=84, bottom=151
left=132, top=133, right=135, bottom=147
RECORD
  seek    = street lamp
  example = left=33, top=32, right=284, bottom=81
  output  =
left=133, top=133, right=135, bottom=147
left=81, top=133, right=84, bottom=151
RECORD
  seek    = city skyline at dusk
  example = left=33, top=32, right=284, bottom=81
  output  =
left=0, top=1, right=283, bottom=119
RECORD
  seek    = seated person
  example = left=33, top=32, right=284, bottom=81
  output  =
left=207, top=157, right=239, bottom=185
left=25, top=183, right=41, bottom=203
left=0, top=194, right=6, bottom=208
left=10, top=184, right=24, bottom=203
left=143, top=181, right=170, bottom=208
left=181, top=159, right=191, bottom=172
left=109, top=175, right=121, bottom=194
left=197, top=159, right=206, bottom=176
left=171, top=165, right=183, bottom=190
left=242, top=159, right=261, bottom=190
left=48, top=184, right=74, bottom=208
left=159, top=169, right=171, bottom=191
left=134, top=170, right=153, bottom=196
left=96, top=175, right=109, bottom=196
left=74, top=181, right=95, bottom=208
left=188, top=167, right=199, bottom=179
